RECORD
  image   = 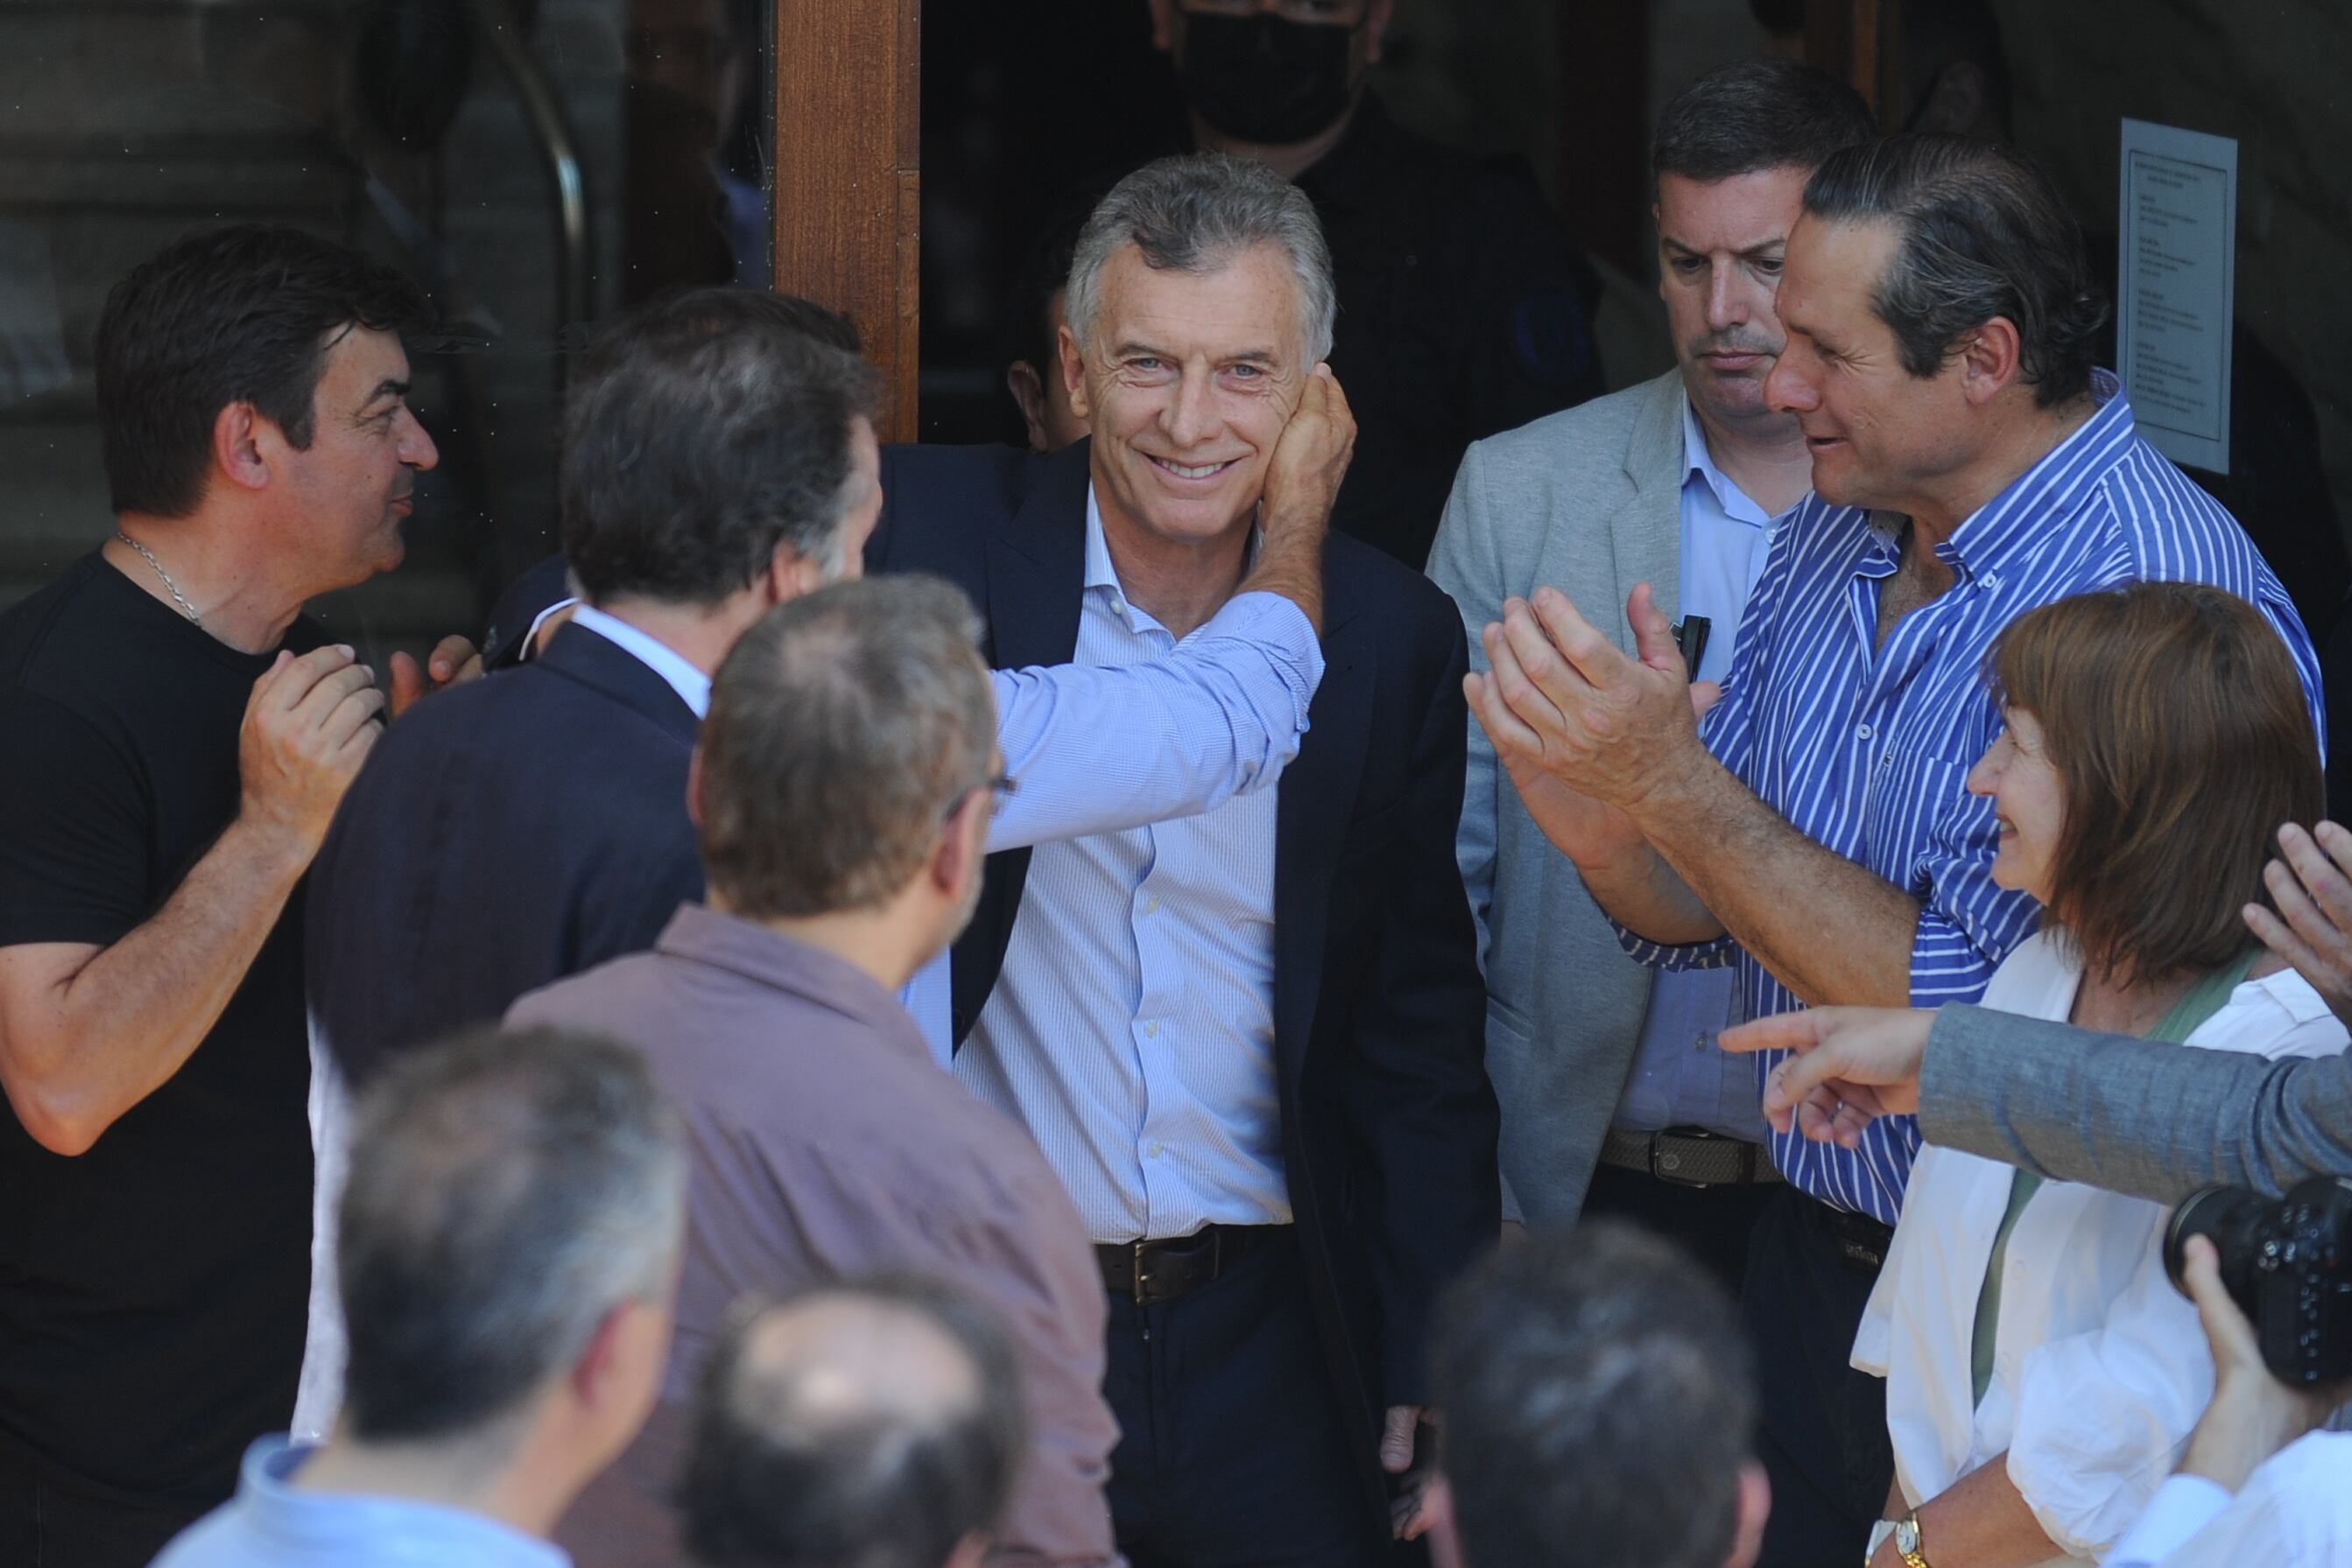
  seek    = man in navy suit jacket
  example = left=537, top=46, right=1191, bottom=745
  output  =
left=869, top=154, right=1497, bottom=1568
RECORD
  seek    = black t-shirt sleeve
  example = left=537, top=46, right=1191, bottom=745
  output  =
left=0, top=690, right=155, bottom=950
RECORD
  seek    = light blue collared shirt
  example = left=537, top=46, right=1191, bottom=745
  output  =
left=152, top=1437, right=568, bottom=1568
left=546, top=593, right=1322, bottom=1066
left=569, top=603, right=712, bottom=717
left=952, top=489, right=1291, bottom=1242
left=1610, top=404, right=1780, bottom=1143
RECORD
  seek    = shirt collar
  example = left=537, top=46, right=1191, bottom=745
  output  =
left=1937, top=368, right=2135, bottom=582
left=231, top=1436, right=570, bottom=1565
left=1680, top=397, right=1776, bottom=529
left=568, top=604, right=712, bottom=719
left=1081, top=483, right=1259, bottom=636
left=653, top=904, right=934, bottom=1068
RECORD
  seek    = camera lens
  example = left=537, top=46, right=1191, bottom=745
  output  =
left=2163, top=1185, right=2272, bottom=1321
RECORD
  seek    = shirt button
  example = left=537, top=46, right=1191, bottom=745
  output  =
left=1147, top=1142, right=1165, bottom=1158
left=1144, top=897, right=1161, bottom=914
left=1856, top=722, right=1875, bottom=741
left=1143, top=1020, right=1160, bottom=1038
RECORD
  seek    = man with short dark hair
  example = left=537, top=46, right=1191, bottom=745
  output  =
left=0, top=223, right=468, bottom=1565
left=1427, top=1223, right=1769, bottom=1568
left=151, top=1024, right=687, bottom=1567
left=1472, top=133, right=2323, bottom=1566
left=1429, top=57, right=1873, bottom=1280
left=511, top=578, right=1123, bottom=1568
left=678, top=1279, right=1027, bottom=1568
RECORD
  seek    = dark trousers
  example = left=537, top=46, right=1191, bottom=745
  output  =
left=1579, top=1159, right=1778, bottom=1296
left=1103, top=1231, right=1381, bottom=1568
left=1743, top=1186, right=1897, bottom=1568
left=0, top=1435, right=207, bottom=1568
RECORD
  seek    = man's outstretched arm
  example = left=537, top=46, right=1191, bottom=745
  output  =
left=1722, top=1003, right=2352, bottom=1205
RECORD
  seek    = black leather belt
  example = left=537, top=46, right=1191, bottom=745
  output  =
left=1599, top=1126, right=1783, bottom=1188
left=1096, top=1224, right=1281, bottom=1306
left=1827, top=1205, right=1896, bottom=1273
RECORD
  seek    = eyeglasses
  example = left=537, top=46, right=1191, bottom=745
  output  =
left=947, top=771, right=1020, bottom=823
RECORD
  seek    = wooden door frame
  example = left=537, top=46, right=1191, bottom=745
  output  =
left=771, top=0, right=923, bottom=443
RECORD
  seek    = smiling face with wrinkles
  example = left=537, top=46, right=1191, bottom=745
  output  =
left=1060, top=240, right=1309, bottom=554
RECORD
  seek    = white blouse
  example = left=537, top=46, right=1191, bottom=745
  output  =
left=1854, top=931, right=2348, bottom=1563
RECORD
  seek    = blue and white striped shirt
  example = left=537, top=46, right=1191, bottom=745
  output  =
left=1622, top=371, right=2324, bottom=1225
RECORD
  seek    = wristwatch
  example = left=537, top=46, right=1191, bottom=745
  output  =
left=1892, top=1510, right=1929, bottom=1568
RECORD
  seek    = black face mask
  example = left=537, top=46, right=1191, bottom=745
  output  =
left=1178, top=13, right=1358, bottom=146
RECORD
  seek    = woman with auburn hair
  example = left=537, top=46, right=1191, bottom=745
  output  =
left=1855, top=581, right=2348, bottom=1568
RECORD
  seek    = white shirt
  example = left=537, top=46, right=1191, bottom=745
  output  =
left=1856, top=932, right=2348, bottom=1562
left=955, top=488, right=1289, bottom=1243
left=2106, top=1434, right=2352, bottom=1566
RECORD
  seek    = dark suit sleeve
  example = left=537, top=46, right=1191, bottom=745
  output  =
left=1919, top=1003, right=2352, bottom=1203
left=572, top=822, right=705, bottom=976
left=1341, top=615, right=1501, bottom=1407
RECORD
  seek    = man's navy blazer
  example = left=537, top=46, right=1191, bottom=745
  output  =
left=868, top=439, right=1500, bottom=1512
left=306, top=623, right=704, bottom=1086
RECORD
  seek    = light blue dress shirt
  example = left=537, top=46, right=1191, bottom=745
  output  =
left=553, top=593, right=1323, bottom=1065
left=151, top=1437, right=568, bottom=1568
left=954, top=489, right=1291, bottom=1243
left=1609, top=405, right=1780, bottom=1143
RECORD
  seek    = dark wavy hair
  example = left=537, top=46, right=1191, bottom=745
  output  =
left=1990, top=582, right=2322, bottom=988
left=95, top=224, right=427, bottom=517
left=1803, top=135, right=2108, bottom=407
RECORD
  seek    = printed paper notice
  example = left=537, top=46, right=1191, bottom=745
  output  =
left=2118, top=119, right=2236, bottom=474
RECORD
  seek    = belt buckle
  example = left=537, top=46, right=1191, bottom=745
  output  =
left=1650, top=1128, right=1729, bottom=1189
left=1130, top=1240, right=1152, bottom=1306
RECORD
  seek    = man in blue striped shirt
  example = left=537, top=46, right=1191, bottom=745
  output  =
left=1468, top=135, right=2322, bottom=1568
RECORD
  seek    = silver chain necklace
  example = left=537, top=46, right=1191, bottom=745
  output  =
left=115, top=530, right=202, bottom=627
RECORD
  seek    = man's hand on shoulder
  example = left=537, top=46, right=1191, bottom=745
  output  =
left=237, top=645, right=385, bottom=859
left=387, top=633, right=485, bottom=718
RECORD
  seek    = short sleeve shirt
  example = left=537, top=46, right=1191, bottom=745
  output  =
left=0, top=552, right=320, bottom=1505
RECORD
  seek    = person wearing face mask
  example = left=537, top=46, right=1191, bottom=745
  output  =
left=1851, top=582, right=2346, bottom=1568
left=1145, top=0, right=1605, bottom=571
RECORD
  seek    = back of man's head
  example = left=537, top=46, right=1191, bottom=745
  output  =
left=95, top=223, right=427, bottom=519
left=696, top=575, right=996, bottom=921
left=337, top=1025, right=687, bottom=1450
left=561, top=286, right=882, bottom=606
left=679, top=1277, right=1027, bottom=1568
left=1802, top=134, right=2107, bottom=409
left=1651, top=58, right=1877, bottom=189
left=1432, top=1223, right=1763, bottom=1568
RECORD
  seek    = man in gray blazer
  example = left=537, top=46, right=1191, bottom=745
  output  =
left=1426, top=60, right=1874, bottom=1276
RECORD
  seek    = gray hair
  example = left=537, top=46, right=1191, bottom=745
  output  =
left=1432, top=1223, right=1757, bottom=1568
left=700, top=575, right=996, bottom=920
left=678, top=1276, right=1028, bottom=1568
left=1064, top=152, right=1337, bottom=364
left=1802, top=135, right=2108, bottom=408
left=337, top=1026, right=687, bottom=1444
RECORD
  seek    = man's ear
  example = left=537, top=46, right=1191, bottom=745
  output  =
left=1006, top=361, right=1052, bottom=454
left=1959, top=316, right=2024, bottom=407
left=1726, top=1460, right=1771, bottom=1568
left=569, top=1301, right=633, bottom=1410
left=1058, top=323, right=1092, bottom=423
left=212, top=401, right=271, bottom=495
left=767, top=538, right=826, bottom=601
left=933, top=784, right=989, bottom=898
left=1144, top=0, right=1179, bottom=53
left=686, top=745, right=708, bottom=831
left=1365, top=0, right=1396, bottom=63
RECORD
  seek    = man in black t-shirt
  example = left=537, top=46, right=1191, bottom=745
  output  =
left=0, top=226, right=462, bottom=1566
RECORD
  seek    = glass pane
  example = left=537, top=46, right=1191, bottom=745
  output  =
left=0, top=0, right=775, bottom=664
